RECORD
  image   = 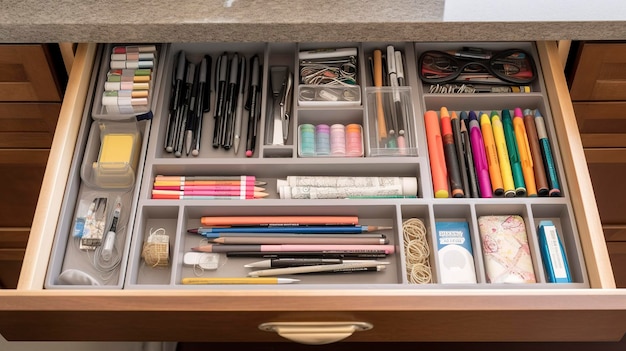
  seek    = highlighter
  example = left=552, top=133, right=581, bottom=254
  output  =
left=490, top=111, right=515, bottom=197
left=538, top=220, right=571, bottom=283
left=501, top=109, right=526, bottom=196
left=523, top=109, right=549, bottom=196
left=468, top=111, right=492, bottom=198
left=424, top=110, right=449, bottom=198
left=440, top=107, right=464, bottom=197
left=513, top=108, right=537, bottom=196
left=534, top=109, right=561, bottom=196
left=480, top=112, right=504, bottom=197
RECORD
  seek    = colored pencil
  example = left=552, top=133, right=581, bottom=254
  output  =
left=210, top=236, right=388, bottom=245
left=200, top=215, right=359, bottom=226
left=191, top=244, right=396, bottom=254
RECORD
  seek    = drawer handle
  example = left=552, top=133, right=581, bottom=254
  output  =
left=258, top=321, right=373, bottom=345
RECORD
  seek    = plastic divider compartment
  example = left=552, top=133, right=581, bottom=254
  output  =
left=91, top=43, right=168, bottom=120
left=137, top=203, right=403, bottom=289
left=45, top=44, right=151, bottom=289
left=151, top=43, right=268, bottom=160
left=125, top=205, right=179, bottom=287
left=432, top=203, right=484, bottom=284
left=297, top=108, right=364, bottom=158
left=530, top=203, right=588, bottom=286
left=399, top=204, right=435, bottom=285
left=414, top=42, right=543, bottom=95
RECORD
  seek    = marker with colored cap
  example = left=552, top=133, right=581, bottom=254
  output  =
left=469, top=111, right=492, bottom=198
left=502, top=109, right=526, bottom=196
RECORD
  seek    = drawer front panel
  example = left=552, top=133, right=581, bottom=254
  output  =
left=0, top=149, right=49, bottom=227
left=570, top=43, right=626, bottom=101
left=585, top=148, right=626, bottom=226
left=0, top=45, right=62, bottom=102
left=573, top=102, right=626, bottom=148
left=0, top=103, right=61, bottom=148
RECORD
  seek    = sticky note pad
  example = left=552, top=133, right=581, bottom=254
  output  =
left=99, top=133, right=135, bottom=164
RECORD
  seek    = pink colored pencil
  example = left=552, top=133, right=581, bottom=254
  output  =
left=153, top=185, right=266, bottom=191
left=152, top=189, right=268, bottom=198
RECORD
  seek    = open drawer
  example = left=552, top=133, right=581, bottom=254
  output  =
left=0, top=42, right=625, bottom=343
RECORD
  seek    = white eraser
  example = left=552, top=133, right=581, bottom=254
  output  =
left=183, top=252, right=219, bottom=270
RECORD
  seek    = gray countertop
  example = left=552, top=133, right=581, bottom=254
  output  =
left=1, top=0, right=625, bottom=42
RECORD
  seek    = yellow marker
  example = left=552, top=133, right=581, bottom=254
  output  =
left=490, top=111, right=515, bottom=197
left=513, top=108, right=537, bottom=196
left=480, top=113, right=504, bottom=197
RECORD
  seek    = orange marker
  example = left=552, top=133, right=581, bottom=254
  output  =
left=513, top=108, right=537, bottom=196
left=480, top=113, right=504, bottom=197
left=424, top=110, right=449, bottom=198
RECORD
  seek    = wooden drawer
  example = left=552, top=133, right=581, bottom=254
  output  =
left=584, top=148, right=626, bottom=226
left=0, top=42, right=624, bottom=343
left=0, top=149, right=50, bottom=228
left=0, top=228, right=29, bottom=289
left=570, top=42, right=626, bottom=101
left=573, top=102, right=626, bottom=148
left=607, top=242, right=626, bottom=288
left=0, top=45, right=62, bottom=102
left=0, top=103, right=61, bottom=148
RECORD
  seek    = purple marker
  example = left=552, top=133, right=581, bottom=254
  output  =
left=468, top=111, right=492, bottom=198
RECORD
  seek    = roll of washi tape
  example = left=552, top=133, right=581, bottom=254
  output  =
left=315, top=124, right=330, bottom=155
left=330, top=124, right=346, bottom=156
left=299, top=124, right=316, bottom=156
left=345, top=123, right=363, bottom=157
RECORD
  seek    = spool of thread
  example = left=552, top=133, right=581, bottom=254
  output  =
left=299, top=124, right=316, bottom=156
left=330, top=124, right=346, bottom=156
left=315, top=124, right=330, bottom=155
left=345, top=123, right=363, bottom=156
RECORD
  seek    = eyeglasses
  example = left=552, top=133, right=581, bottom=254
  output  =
left=418, top=49, right=537, bottom=85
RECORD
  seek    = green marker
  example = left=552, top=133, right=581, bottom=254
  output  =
left=501, top=109, right=526, bottom=196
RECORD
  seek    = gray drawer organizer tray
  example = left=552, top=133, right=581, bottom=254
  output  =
left=45, top=41, right=588, bottom=290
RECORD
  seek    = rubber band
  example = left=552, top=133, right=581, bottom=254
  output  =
left=402, top=218, right=432, bottom=284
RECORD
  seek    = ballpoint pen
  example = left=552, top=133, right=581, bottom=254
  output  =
left=222, top=53, right=240, bottom=149
left=469, top=111, right=493, bottom=198
left=191, top=55, right=211, bottom=157
left=490, top=111, right=516, bottom=197
left=164, top=51, right=186, bottom=153
left=281, top=73, right=293, bottom=143
left=213, top=52, right=229, bottom=148
left=245, top=55, right=261, bottom=157
left=480, top=112, right=504, bottom=197
left=534, top=109, right=561, bottom=196
left=502, top=109, right=526, bottom=196
left=460, top=111, right=479, bottom=198
left=523, top=108, right=549, bottom=196
left=513, top=107, right=537, bottom=196
left=233, top=56, right=247, bottom=155
left=174, top=62, right=195, bottom=157
left=247, top=261, right=387, bottom=277
left=386, top=45, right=399, bottom=138
left=451, top=111, right=470, bottom=197
left=184, top=63, right=200, bottom=156
left=440, top=107, right=464, bottom=197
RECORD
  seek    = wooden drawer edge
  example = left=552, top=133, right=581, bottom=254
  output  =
left=17, top=43, right=98, bottom=290
left=537, top=41, right=615, bottom=288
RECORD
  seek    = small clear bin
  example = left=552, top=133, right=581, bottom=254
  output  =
left=365, top=86, right=418, bottom=157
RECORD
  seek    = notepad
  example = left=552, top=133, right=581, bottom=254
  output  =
left=99, top=133, right=136, bottom=164
left=478, top=215, right=536, bottom=284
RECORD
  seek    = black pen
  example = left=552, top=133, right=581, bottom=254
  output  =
left=213, top=52, right=229, bottom=148
left=222, top=53, right=240, bottom=149
left=233, top=56, right=247, bottom=155
left=244, top=258, right=386, bottom=268
left=164, top=51, right=186, bottom=153
left=394, top=50, right=407, bottom=149
left=245, top=55, right=260, bottom=157
left=174, top=62, right=195, bottom=157
left=190, top=56, right=209, bottom=157
left=184, top=63, right=200, bottom=156
left=460, top=111, right=480, bottom=198
left=451, top=110, right=470, bottom=197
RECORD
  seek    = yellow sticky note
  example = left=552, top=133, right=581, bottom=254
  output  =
left=99, top=133, right=135, bottom=164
